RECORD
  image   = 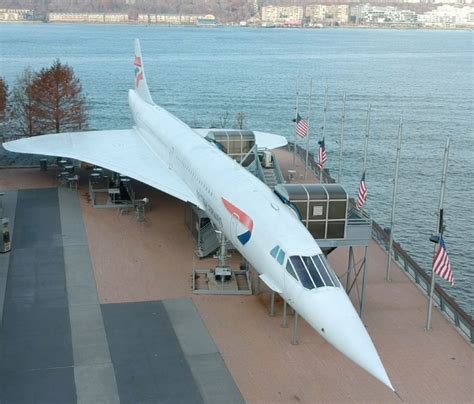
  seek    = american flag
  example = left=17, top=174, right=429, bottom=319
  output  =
left=293, top=114, right=309, bottom=138
left=433, top=236, right=454, bottom=286
left=356, top=172, right=367, bottom=209
left=316, top=138, right=327, bottom=170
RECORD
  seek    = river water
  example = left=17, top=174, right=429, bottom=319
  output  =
left=0, top=24, right=472, bottom=315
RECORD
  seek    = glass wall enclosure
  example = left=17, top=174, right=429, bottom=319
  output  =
left=274, top=184, right=348, bottom=239
left=207, top=130, right=256, bottom=167
left=286, top=254, right=340, bottom=289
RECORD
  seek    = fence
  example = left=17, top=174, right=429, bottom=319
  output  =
left=372, top=222, right=473, bottom=343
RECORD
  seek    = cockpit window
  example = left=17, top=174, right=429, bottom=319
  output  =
left=270, top=245, right=285, bottom=266
left=286, top=261, right=298, bottom=280
left=302, top=256, right=325, bottom=288
left=270, top=245, right=279, bottom=258
left=290, top=256, right=315, bottom=289
left=311, top=255, right=333, bottom=287
left=277, top=249, right=285, bottom=265
left=319, top=254, right=341, bottom=287
left=287, top=254, right=340, bottom=289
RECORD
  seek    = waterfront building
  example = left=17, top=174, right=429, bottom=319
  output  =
left=261, top=5, right=304, bottom=25
left=418, top=4, right=474, bottom=24
left=426, top=0, right=472, bottom=4
left=49, top=13, right=129, bottom=23
left=104, top=14, right=129, bottom=23
left=137, top=14, right=216, bottom=25
left=349, top=4, right=418, bottom=23
left=305, top=4, right=350, bottom=25
left=0, top=9, right=34, bottom=21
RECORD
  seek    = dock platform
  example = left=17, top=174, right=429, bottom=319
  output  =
left=0, top=149, right=472, bottom=403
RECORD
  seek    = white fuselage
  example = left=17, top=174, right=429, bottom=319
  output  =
left=130, top=90, right=314, bottom=298
left=128, top=90, right=393, bottom=390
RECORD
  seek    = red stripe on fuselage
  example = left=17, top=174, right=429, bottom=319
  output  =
left=221, top=198, right=253, bottom=232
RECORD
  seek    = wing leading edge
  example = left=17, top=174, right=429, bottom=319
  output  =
left=3, top=130, right=202, bottom=208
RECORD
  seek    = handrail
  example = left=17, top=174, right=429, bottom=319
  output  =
left=255, top=152, right=266, bottom=184
left=271, top=150, right=285, bottom=185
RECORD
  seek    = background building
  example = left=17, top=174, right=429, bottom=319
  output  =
left=137, top=14, right=216, bottom=25
left=305, top=4, right=350, bottom=24
left=49, top=13, right=129, bottom=23
left=261, top=5, right=304, bottom=25
left=0, top=9, right=34, bottom=21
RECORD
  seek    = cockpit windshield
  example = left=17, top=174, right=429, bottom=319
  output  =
left=286, top=254, right=340, bottom=289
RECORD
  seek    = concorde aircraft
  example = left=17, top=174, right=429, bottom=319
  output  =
left=4, top=40, right=394, bottom=391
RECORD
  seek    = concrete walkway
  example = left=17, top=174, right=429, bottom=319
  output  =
left=0, top=186, right=242, bottom=404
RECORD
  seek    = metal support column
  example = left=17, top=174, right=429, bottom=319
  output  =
left=292, top=312, right=299, bottom=345
left=345, top=246, right=354, bottom=292
left=269, top=291, right=275, bottom=317
left=281, top=300, right=288, bottom=328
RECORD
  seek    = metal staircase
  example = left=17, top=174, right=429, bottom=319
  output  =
left=262, top=168, right=278, bottom=189
left=256, top=150, right=285, bottom=190
left=197, top=222, right=220, bottom=257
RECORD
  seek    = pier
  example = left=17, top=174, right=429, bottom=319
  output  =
left=0, top=148, right=472, bottom=403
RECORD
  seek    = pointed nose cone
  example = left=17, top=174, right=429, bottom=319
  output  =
left=298, top=289, right=394, bottom=391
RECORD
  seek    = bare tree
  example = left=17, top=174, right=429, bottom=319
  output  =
left=0, top=77, right=9, bottom=139
left=0, top=77, right=7, bottom=123
left=10, top=68, right=37, bottom=137
left=234, top=112, right=245, bottom=130
left=218, top=111, right=230, bottom=128
left=30, top=60, right=87, bottom=134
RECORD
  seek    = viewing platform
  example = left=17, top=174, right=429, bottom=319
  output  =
left=0, top=146, right=472, bottom=403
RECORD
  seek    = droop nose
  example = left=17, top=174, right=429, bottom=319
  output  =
left=297, top=288, right=394, bottom=391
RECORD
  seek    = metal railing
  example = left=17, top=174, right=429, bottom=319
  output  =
left=372, top=219, right=473, bottom=343
left=289, top=142, right=334, bottom=184
left=288, top=140, right=473, bottom=344
left=271, top=150, right=285, bottom=185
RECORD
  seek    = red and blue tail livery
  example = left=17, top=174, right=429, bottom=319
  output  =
left=221, top=197, right=254, bottom=245
left=134, top=56, right=144, bottom=88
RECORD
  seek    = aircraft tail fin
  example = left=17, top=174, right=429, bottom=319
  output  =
left=134, top=39, right=154, bottom=104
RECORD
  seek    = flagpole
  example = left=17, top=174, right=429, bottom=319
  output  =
left=363, top=105, right=371, bottom=174
left=293, top=74, right=300, bottom=170
left=386, top=118, right=403, bottom=282
left=304, top=79, right=313, bottom=181
left=319, top=85, right=328, bottom=183
left=426, top=137, right=450, bottom=330
left=337, top=93, right=346, bottom=183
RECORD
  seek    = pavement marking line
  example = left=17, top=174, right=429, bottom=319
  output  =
left=163, top=298, right=244, bottom=404
left=58, top=187, right=120, bottom=404
left=0, top=190, right=17, bottom=327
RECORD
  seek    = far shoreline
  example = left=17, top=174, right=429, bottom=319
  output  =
left=1, top=21, right=472, bottom=31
